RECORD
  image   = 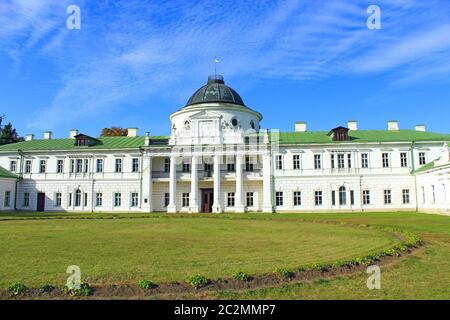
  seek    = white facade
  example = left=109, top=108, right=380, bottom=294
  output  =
left=0, top=75, right=449, bottom=214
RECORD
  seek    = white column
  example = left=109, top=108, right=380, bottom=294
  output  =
left=190, top=155, right=199, bottom=213
left=262, top=153, right=274, bottom=212
left=212, top=154, right=223, bottom=213
left=235, top=154, right=245, bottom=213
left=142, top=154, right=152, bottom=212
left=167, top=155, right=177, bottom=213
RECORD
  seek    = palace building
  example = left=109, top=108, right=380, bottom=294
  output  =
left=0, top=75, right=449, bottom=214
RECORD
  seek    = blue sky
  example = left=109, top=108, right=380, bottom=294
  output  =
left=1, top=0, right=450, bottom=138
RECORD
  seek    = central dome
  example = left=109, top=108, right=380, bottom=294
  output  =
left=186, top=75, right=245, bottom=107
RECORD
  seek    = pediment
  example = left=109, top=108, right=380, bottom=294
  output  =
left=189, top=110, right=223, bottom=120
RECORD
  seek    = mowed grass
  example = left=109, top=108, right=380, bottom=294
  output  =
left=0, top=213, right=399, bottom=287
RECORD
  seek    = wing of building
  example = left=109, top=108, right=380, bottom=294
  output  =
left=0, top=75, right=449, bottom=214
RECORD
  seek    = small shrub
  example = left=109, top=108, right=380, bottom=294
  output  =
left=232, top=272, right=250, bottom=282
left=308, top=263, right=330, bottom=271
left=40, top=284, right=55, bottom=293
left=63, top=282, right=91, bottom=297
left=8, top=282, right=26, bottom=296
left=186, top=275, right=209, bottom=289
left=137, top=279, right=154, bottom=290
left=275, top=268, right=292, bottom=278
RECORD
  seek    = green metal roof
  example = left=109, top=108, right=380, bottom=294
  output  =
left=0, top=166, right=19, bottom=179
left=272, top=130, right=450, bottom=145
left=0, top=136, right=169, bottom=152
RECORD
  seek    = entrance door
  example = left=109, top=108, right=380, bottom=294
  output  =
left=37, top=193, right=46, bottom=212
left=201, top=189, right=213, bottom=213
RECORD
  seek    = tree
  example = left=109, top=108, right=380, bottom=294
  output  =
left=100, top=127, right=128, bottom=137
left=0, top=122, right=23, bottom=145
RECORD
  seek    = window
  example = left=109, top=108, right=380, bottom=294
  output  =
left=227, top=163, right=235, bottom=172
left=182, top=161, right=190, bottom=173
left=96, top=193, right=103, bottom=207
left=70, top=159, right=75, bottom=173
left=76, top=159, right=83, bottom=173
left=39, top=160, right=46, bottom=173
left=402, top=189, right=410, bottom=204
left=314, top=191, right=323, bottom=206
left=350, top=190, right=355, bottom=205
left=314, top=155, right=322, bottom=169
left=331, top=191, right=336, bottom=206
left=55, top=192, right=62, bottom=206
left=347, top=154, right=352, bottom=168
left=421, top=186, right=426, bottom=204
left=164, top=193, right=170, bottom=207
left=432, top=185, right=435, bottom=204
left=227, top=192, right=235, bottom=207
left=96, top=159, right=103, bottom=173
left=84, top=159, right=89, bottom=173
left=382, top=153, right=390, bottom=168
left=275, top=192, right=283, bottom=206
left=275, top=155, right=283, bottom=170
left=204, top=163, right=213, bottom=177
left=330, top=154, right=335, bottom=169
left=361, top=153, right=368, bottom=169
left=246, top=192, right=254, bottom=207
left=400, top=152, right=408, bottom=168
left=293, top=155, right=300, bottom=170
left=337, top=154, right=345, bottom=169
left=164, top=158, right=170, bottom=173
left=68, top=193, right=72, bottom=207
left=23, top=192, right=30, bottom=207
left=25, top=160, right=32, bottom=173
left=182, top=193, right=190, bottom=207
left=114, top=193, right=122, bottom=207
left=363, top=190, right=371, bottom=205
left=339, top=186, right=346, bottom=205
left=4, top=191, right=11, bottom=207
left=75, top=189, right=81, bottom=207
left=115, top=159, right=122, bottom=173
left=384, top=190, right=392, bottom=205
left=419, top=152, right=426, bottom=165
left=132, top=158, right=139, bottom=173
left=57, top=160, right=64, bottom=173
left=84, top=193, right=88, bottom=207
left=245, top=156, right=254, bottom=172
left=9, top=160, right=17, bottom=172
left=131, top=192, right=139, bottom=207
left=293, top=191, right=301, bottom=206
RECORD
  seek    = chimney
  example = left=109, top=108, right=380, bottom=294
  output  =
left=43, top=131, right=52, bottom=140
left=388, top=120, right=399, bottom=131
left=25, top=134, right=34, bottom=141
left=295, top=122, right=307, bottom=132
left=69, top=129, right=79, bottom=138
left=127, top=127, right=138, bottom=137
left=415, top=124, right=426, bottom=132
left=348, top=120, right=358, bottom=131
left=144, top=132, right=150, bottom=146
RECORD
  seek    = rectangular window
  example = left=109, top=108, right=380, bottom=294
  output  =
left=338, top=154, right=345, bottom=169
left=114, top=193, right=121, bottom=207
left=70, top=159, right=75, bottom=173
left=332, top=191, right=336, bottom=206
left=421, top=186, right=426, bottom=204
left=275, top=155, right=283, bottom=170
left=382, top=153, right=390, bottom=168
left=363, top=190, right=371, bottom=205
left=164, top=193, right=170, bottom=207
left=68, top=193, right=72, bottom=207
left=84, top=159, right=89, bottom=173
left=57, top=160, right=64, bottom=173
left=96, top=159, right=103, bottom=173
left=23, top=192, right=30, bottom=207
left=314, top=155, right=322, bottom=169
left=39, top=160, right=46, bottom=173
left=275, top=192, right=283, bottom=206
left=227, top=163, right=235, bottom=172
left=330, top=154, right=335, bottom=169
left=4, top=191, right=11, bottom=207
left=246, top=192, right=254, bottom=207
left=76, top=159, right=83, bottom=173
left=84, top=193, right=88, bottom=207
left=132, top=158, right=139, bottom=173
left=164, top=158, right=170, bottom=173
left=25, top=160, right=32, bottom=173
left=361, top=153, right=368, bottom=169
left=55, top=192, right=62, bottom=206
left=293, top=155, right=300, bottom=170
left=402, top=189, right=410, bottom=204
left=293, top=191, right=302, bottom=206
left=400, top=152, right=408, bottom=168
left=314, top=191, right=323, bottom=206
left=182, top=193, right=190, bottom=207
left=384, top=190, right=392, bottom=205
left=245, top=156, right=254, bottom=172
left=96, top=193, right=103, bottom=207
left=227, top=192, right=235, bottom=207
left=182, top=161, right=190, bottom=173
left=419, top=152, right=426, bottom=165
left=115, top=159, right=122, bottom=173
left=9, top=160, right=17, bottom=172
left=347, top=154, right=352, bottom=168
left=350, top=190, right=355, bottom=205
left=131, top=192, right=139, bottom=207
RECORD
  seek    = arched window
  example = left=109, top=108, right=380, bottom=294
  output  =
left=339, top=186, right=346, bottom=205
left=75, top=189, right=82, bottom=207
